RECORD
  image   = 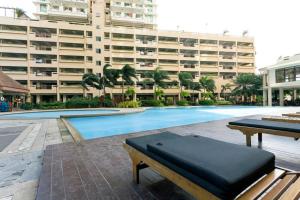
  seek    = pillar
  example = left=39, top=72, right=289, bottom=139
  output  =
left=279, top=88, right=284, bottom=106
left=36, top=95, right=41, bottom=104
left=26, top=94, right=32, bottom=103
left=133, top=93, right=137, bottom=101
left=263, top=89, right=267, bottom=106
left=267, top=88, right=272, bottom=106
left=63, top=95, right=67, bottom=103
left=294, top=89, right=297, bottom=100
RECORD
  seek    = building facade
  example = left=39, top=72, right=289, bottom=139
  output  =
left=0, top=0, right=255, bottom=103
left=260, top=54, right=300, bottom=106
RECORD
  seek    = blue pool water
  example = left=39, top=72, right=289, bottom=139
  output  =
left=0, top=109, right=117, bottom=119
left=68, top=106, right=257, bottom=139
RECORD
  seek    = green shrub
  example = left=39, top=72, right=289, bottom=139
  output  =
left=141, top=99, right=164, bottom=107
left=199, top=99, right=215, bottom=105
left=37, top=102, right=65, bottom=109
left=188, top=101, right=199, bottom=106
left=214, top=100, right=232, bottom=105
left=176, top=100, right=189, bottom=106
left=117, top=101, right=140, bottom=108
left=20, top=103, right=33, bottom=110
left=65, top=97, right=100, bottom=108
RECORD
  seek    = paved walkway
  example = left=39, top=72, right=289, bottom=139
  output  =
left=36, top=115, right=300, bottom=200
left=0, top=119, right=64, bottom=200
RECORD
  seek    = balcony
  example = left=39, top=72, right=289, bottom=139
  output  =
left=199, top=44, right=219, bottom=51
left=30, top=85, right=57, bottom=94
left=30, top=59, right=58, bottom=67
left=30, top=72, right=58, bottom=80
left=59, top=85, right=84, bottom=94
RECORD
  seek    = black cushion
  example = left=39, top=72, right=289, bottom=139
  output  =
left=229, top=119, right=300, bottom=133
left=126, top=133, right=275, bottom=199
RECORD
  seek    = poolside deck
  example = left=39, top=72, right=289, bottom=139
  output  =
left=36, top=115, right=300, bottom=200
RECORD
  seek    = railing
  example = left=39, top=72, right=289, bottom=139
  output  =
left=35, top=32, right=52, bottom=38
left=35, top=46, right=53, bottom=51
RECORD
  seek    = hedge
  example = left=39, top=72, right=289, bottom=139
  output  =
left=141, top=100, right=164, bottom=107
left=117, top=101, right=140, bottom=108
left=176, top=100, right=189, bottom=106
left=199, top=100, right=214, bottom=105
left=65, top=97, right=100, bottom=108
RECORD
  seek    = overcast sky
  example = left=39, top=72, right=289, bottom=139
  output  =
left=1, top=0, right=300, bottom=68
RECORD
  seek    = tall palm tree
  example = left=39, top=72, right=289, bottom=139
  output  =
left=190, top=82, right=201, bottom=102
left=15, top=8, right=26, bottom=18
left=81, top=73, right=102, bottom=97
left=120, top=64, right=137, bottom=101
left=178, top=72, right=193, bottom=99
left=199, top=76, right=216, bottom=100
left=144, top=67, right=170, bottom=99
left=100, top=64, right=119, bottom=98
left=221, top=83, right=232, bottom=99
left=232, top=74, right=262, bottom=102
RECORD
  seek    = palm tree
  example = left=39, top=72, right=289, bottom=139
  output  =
left=144, top=67, right=170, bottom=99
left=15, top=8, right=26, bottom=18
left=221, top=83, right=232, bottom=99
left=100, top=64, right=119, bottom=98
left=199, top=76, right=216, bottom=100
left=232, top=74, right=262, bottom=103
left=190, top=82, right=201, bottom=102
left=178, top=72, right=193, bottom=94
left=120, top=64, right=137, bottom=101
left=81, top=73, right=102, bottom=97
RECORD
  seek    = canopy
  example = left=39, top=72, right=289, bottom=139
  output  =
left=0, top=71, right=28, bottom=94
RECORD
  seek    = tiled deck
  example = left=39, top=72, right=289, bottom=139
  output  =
left=36, top=116, right=300, bottom=200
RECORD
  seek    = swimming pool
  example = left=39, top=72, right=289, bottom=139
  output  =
left=68, top=106, right=267, bottom=139
left=0, top=109, right=118, bottom=119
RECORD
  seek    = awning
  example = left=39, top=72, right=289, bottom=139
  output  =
left=0, top=71, right=29, bottom=94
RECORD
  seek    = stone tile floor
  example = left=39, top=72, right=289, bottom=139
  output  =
left=36, top=115, right=300, bottom=200
left=0, top=119, right=63, bottom=200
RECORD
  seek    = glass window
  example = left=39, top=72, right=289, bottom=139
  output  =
left=40, top=4, right=47, bottom=12
left=285, top=67, right=295, bottom=82
left=296, top=66, right=300, bottom=81
left=96, top=36, right=101, bottom=41
left=275, top=68, right=285, bottom=83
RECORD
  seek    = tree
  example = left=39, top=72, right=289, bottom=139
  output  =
left=144, top=67, right=170, bottom=100
left=15, top=8, right=26, bottom=18
left=100, top=64, right=119, bottom=98
left=125, top=87, right=135, bottom=100
left=190, top=82, right=201, bottom=102
left=120, top=64, right=137, bottom=101
left=221, top=83, right=232, bottom=99
left=232, top=74, right=262, bottom=102
left=178, top=72, right=193, bottom=94
left=81, top=73, right=102, bottom=96
left=199, top=76, right=216, bottom=99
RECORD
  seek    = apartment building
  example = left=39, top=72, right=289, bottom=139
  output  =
left=0, top=0, right=255, bottom=103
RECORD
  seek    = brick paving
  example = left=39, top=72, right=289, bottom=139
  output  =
left=36, top=115, right=300, bottom=200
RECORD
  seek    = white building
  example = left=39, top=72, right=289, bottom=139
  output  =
left=33, top=0, right=89, bottom=22
left=260, top=54, right=300, bottom=106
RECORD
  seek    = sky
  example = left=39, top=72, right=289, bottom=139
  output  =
left=1, top=0, right=300, bottom=68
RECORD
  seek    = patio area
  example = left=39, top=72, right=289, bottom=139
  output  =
left=36, top=115, right=300, bottom=200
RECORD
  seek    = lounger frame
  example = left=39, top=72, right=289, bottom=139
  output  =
left=227, top=124, right=300, bottom=147
left=124, top=143, right=300, bottom=200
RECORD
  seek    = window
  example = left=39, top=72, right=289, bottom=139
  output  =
left=124, top=13, right=133, bottom=18
left=96, top=61, right=101, bottom=66
left=52, top=6, right=59, bottom=11
left=124, top=3, right=132, bottom=7
left=104, top=32, right=110, bottom=39
left=285, top=68, right=295, bottom=82
left=86, top=56, right=93, bottom=62
left=77, top=8, right=85, bottom=13
left=96, top=25, right=100, bottom=29
left=96, top=36, right=101, bottom=41
left=115, top=2, right=121, bottom=5
left=87, top=69, right=93, bottom=73
left=96, top=48, right=101, bottom=54
left=104, top=45, right=110, bottom=50
left=136, top=14, right=142, bottom=19
left=114, top=12, right=121, bottom=17
left=104, top=57, right=110, bottom=62
left=86, top=44, right=92, bottom=49
left=40, top=4, right=47, bottom=12
left=296, top=67, right=300, bottom=81
left=64, top=7, right=72, bottom=12
left=86, top=31, right=92, bottom=37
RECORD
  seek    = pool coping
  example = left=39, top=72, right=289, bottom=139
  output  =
left=0, top=108, right=124, bottom=120
left=60, top=108, right=145, bottom=143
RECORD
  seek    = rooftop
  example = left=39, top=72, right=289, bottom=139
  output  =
left=0, top=71, right=28, bottom=94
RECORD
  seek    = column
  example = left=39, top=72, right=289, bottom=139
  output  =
left=294, top=89, right=297, bottom=100
left=279, top=88, right=284, bottom=106
left=26, top=94, right=32, bottom=103
left=133, top=93, right=137, bottom=101
left=63, top=95, right=67, bottom=103
left=263, top=89, right=267, bottom=106
left=267, top=88, right=272, bottom=106
left=36, top=95, right=41, bottom=104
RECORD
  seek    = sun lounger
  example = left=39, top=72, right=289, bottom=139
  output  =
left=262, top=116, right=300, bottom=124
left=228, top=119, right=300, bottom=147
left=122, top=132, right=300, bottom=200
left=282, top=113, right=300, bottom=118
